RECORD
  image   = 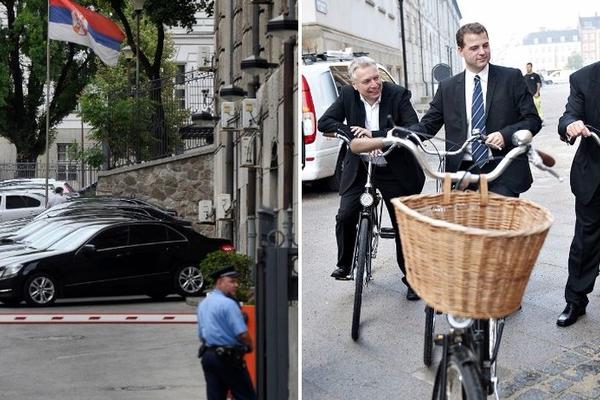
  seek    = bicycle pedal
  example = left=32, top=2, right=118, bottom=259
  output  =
left=380, top=227, right=396, bottom=239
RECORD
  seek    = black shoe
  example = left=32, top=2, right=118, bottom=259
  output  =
left=406, top=286, right=420, bottom=301
left=556, top=303, right=586, bottom=327
left=331, top=267, right=350, bottom=279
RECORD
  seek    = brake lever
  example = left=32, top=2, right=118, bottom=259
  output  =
left=528, top=148, right=562, bottom=181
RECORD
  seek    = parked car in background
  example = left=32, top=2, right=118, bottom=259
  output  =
left=0, top=219, right=234, bottom=306
left=0, top=179, right=77, bottom=196
left=0, top=191, right=46, bottom=222
left=302, top=50, right=398, bottom=190
left=544, top=69, right=574, bottom=85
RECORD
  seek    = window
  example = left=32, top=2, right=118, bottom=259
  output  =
left=5, top=195, right=41, bottom=209
left=129, top=224, right=167, bottom=245
left=57, top=143, right=77, bottom=181
left=90, top=226, right=129, bottom=250
left=166, top=227, right=187, bottom=241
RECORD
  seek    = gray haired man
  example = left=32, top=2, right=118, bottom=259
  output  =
left=318, top=57, right=425, bottom=300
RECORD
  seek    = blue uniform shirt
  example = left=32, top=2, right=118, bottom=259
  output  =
left=197, top=289, right=247, bottom=346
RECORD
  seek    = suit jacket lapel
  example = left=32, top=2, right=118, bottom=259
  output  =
left=485, top=64, right=497, bottom=123
left=379, top=83, right=391, bottom=129
left=353, top=90, right=366, bottom=127
left=455, top=72, right=467, bottom=139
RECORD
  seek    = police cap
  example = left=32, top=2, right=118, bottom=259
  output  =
left=210, top=265, right=240, bottom=280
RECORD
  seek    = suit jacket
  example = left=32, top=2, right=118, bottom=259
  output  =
left=558, top=61, right=600, bottom=205
left=412, top=64, right=542, bottom=193
left=318, top=82, right=425, bottom=195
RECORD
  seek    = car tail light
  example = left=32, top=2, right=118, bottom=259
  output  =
left=302, top=75, right=317, bottom=145
left=220, top=243, right=235, bottom=252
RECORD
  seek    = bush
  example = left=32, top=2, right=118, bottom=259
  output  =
left=199, top=251, right=254, bottom=303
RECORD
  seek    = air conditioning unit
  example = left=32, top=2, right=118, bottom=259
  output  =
left=220, top=102, right=237, bottom=129
left=242, top=98, right=259, bottom=130
left=216, top=193, right=232, bottom=220
left=240, top=136, right=255, bottom=167
left=198, top=200, right=214, bottom=223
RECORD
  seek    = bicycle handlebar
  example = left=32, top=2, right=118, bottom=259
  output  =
left=324, top=127, right=561, bottom=183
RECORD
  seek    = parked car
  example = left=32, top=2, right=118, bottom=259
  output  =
left=0, top=191, right=46, bottom=222
left=0, top=179, right=77, bottom=196
left=544, top=69, right=574, bottom=85
left=0, top=220, right=234, bottom=306
left=302, top=51, right=398, bottom=190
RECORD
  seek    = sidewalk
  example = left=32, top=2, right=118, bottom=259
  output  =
left=302, top=84, right=600, bottom=399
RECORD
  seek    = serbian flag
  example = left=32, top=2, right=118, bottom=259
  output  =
left=48, top=0, right=125, bottom=66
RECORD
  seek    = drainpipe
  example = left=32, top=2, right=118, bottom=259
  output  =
left=246, top=3, right=260, bottom=262
left=283, top=38, right=295, bottom=211
left=399, top=0, right=409, bottom=88
left=418, top=9, right=429, bottom=96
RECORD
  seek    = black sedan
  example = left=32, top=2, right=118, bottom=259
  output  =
left=0, top=220, right=234, bottom=306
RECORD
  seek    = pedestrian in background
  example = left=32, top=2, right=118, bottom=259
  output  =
left=197, top=266, right=256, bottom=400
left=524, top=62, right=543, bottom=121
left=46, top=187, right=67, bottom=208
left=556, top=61, right=600, bottom=327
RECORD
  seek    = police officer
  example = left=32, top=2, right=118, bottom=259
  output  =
left=197, top=266, right=256, bottom=400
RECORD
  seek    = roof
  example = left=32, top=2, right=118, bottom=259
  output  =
left=523, top=29, right=579, bottom=45
left=579, top=16, right=600, bottom=29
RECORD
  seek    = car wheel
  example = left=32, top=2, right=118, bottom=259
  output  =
left=174, top=266, right=204, bottom=297
left=24, top=274, right=57, bottom=306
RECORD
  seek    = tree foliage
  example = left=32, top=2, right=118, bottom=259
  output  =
left=0, top=0, right=97, bottom=162
left=0, top=0, right=214, bottom=163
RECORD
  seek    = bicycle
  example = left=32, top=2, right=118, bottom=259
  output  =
left=374, top=126, right=558, bottom=399
left=323, top=128, right=391, bottom=341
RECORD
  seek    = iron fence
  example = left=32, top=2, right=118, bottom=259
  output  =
left=0, top=163, right=98, bottom=191
left=107, top=67, right=216, bottom=169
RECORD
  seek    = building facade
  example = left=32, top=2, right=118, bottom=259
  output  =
left=579, top=15, right=600, bottom=66
left=302, top=0, right=461, bottom=109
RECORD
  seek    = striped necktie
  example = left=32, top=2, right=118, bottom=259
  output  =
left=471, top=75, right=489, bottom=167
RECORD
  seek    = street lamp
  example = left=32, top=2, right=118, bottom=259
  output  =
left=133, top=0, right=145, bottom=162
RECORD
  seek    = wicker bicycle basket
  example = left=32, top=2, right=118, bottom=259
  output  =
left=392, top=176, right=553, bottom=318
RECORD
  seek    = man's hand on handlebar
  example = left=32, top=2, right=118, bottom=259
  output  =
left=350, top=126, right=372, bottom=138
left=566, top=120, right=591, bottom=139
left=484, top=131, right=504, bottom=150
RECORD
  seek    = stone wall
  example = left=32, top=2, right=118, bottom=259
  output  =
left=96, top=146, right=216, bottom=236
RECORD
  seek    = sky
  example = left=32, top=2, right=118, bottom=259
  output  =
left=456, top=0, right=599, bottom=58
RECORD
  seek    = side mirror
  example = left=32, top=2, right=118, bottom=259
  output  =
left=81, top=244, right=97, bottom=255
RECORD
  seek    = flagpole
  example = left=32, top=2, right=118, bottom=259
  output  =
left=45, top=0, right=50, bottom=207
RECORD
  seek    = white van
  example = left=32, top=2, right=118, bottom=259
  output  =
left=545, top=69, right=574, bottom=85
left=301, top=52, right=397, bottom=190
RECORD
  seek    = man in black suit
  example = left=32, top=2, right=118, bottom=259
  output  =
left=556, top=61, right=600, bottom=327
left=353, top=23, right=540, bottom=195
left=318, top=57, right=425, bottom=300
left=412, top=22, right=541, bottom=196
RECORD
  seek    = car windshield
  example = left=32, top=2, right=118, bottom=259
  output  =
left=48, top=225, right=107, bottom=252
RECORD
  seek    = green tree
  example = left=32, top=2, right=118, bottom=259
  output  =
left=0, top=0, right=98, bottom=163
left=101, top=0, right=213, bottom=158
left=567, top=53, right=583, bottom=70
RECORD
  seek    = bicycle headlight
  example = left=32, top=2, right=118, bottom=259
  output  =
left=359, top=192, right=374, bottom=207
left=0, top=263, right=23, bottom=280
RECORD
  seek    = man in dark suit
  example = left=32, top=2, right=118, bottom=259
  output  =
left=318, top=56, right=425, bottom=300
left=410, top=22, right=541, bottom=196
left=556, top=61, right=600, bottom=327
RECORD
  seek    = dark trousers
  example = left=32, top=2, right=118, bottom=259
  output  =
left=335, top=166, right=413, bottom=283
left=565, top=188, right=600, bottom=308
left=201, top=350, right=256, bottom=400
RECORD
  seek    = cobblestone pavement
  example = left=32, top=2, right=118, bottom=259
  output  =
left=502, top=336, right=600, bottom=399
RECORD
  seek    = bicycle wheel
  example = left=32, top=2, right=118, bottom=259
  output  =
left=424, top=305, right=435, bottom=367
left=432, top=346, right=485, bottom=400
left=351, top=217, right=370, bottom=341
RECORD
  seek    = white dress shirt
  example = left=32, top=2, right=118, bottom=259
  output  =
left=465, top=63, right=489, bottom=136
